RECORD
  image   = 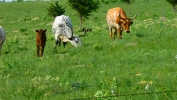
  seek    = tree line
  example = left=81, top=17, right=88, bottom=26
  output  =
left=47, top=0, right=177, bottom=30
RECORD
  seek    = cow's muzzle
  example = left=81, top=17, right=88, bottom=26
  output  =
left=126, top=31, right=130, bottom=33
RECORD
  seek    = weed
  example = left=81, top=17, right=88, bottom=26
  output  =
left=19, top=27, right=27, bottom=32
left=93, top=43, right=102, bottom=51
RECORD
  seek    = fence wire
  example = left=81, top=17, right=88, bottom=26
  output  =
left=71, top=90, right=177, bottom=100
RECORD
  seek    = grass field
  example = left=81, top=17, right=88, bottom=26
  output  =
left=0, top=0, right=177, bottom=99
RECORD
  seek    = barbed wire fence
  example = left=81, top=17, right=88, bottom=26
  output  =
left=71, top=90, right=177, bottom=100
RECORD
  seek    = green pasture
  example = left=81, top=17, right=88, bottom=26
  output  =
left=0, top=0, right=177, bottom=99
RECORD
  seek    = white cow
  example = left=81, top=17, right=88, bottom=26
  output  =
left=0, top=26, right=6, bottom=55
left=52, top=15, right=82, bottom=48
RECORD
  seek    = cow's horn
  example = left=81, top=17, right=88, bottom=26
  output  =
left=78, top=28, right=87, bottom=37
left=130, top=14, right=137, bottom=20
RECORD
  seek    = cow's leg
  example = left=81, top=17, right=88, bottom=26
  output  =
left=63, top=42, right=67, bottom=48
left=109, top=27, right=113, bottom=39
left=37, top=45, right=40, bottom=57
left=118, top=29, right=123, bottom=39
left=55, top=41, right=57, bottom=49
left=58, top=38, right=61, bottom=46
left=55, top=41, right=58, bottom=49
left=55, top=37, right=61, bottom=49
left=55, top=35, right=59, bottom=48
left=113, top=29, right=117, bottom=40
left=0, top=45, right=2, bottom=55
left=0, top=48, right=1, bottom=55
left=40, top=45, right=45, bottom=57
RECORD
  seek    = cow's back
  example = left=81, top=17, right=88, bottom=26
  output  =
left=52, top=15, right=73, bottom=39
left=106, top=7, right=127, bottom=24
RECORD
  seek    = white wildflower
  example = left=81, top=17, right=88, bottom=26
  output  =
left=55, top=76, right=59, bottom=81
left=175, top=55, right=177, bottom=58
left=111, top=90, right=114, bottom=94
left=145, top=84, right=149, bottom=90
left=45, top=75, right=52, bottom=81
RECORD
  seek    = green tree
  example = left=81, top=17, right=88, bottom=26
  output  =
left=166, top=0, right=177, bottom=12
left=47, top=1, right=65, bottom=18
left=68, top=0, right=100, bottom=30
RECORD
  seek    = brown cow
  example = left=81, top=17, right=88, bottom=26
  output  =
left=36, top=29, right=47, bottom=57
left=106, top=7, right=136, bottom=39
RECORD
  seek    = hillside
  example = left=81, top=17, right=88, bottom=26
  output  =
left=0, top=1, right=177, bottom=99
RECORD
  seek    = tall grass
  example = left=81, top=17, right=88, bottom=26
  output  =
left=0, top=0, right=177, bottom=99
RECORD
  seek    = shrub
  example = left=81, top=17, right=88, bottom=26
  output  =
left=19, top=27, right=27, bottom=32
left=68, top=0, right=100, bottom=30
left=47, top=1, right=65, bottom=18
left=94, top=43, right=102, bottom=51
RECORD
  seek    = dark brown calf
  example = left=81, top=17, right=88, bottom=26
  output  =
left=36, top=29, right=47, bottom=57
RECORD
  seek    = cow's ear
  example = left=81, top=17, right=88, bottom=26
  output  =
left=44, top=29, right=47, bottom=32
left=35, top=30, right=39, bottom=32
left=130, top=21, right=133, bottom=25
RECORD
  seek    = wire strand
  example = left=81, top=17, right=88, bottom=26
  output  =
left=70, top=90, right=177, bottom=100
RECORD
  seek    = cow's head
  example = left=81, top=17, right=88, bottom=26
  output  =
left=59, top=35, right=82, bottom=47
left=64, top=29, right=88, bottom=47
left=69, top=36, right=82, bottom=47
left=36, top=29, right=47, bottom=38
left=118, top=13, right=137, bottom=33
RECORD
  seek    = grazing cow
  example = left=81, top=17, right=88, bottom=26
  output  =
left=0, top=26, right=6, bottom=55
left=106, top=7, right=136, bottom=39
left=52, top=15, right=83, bottom=48
left=36, top=29, right=47, bottom=57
